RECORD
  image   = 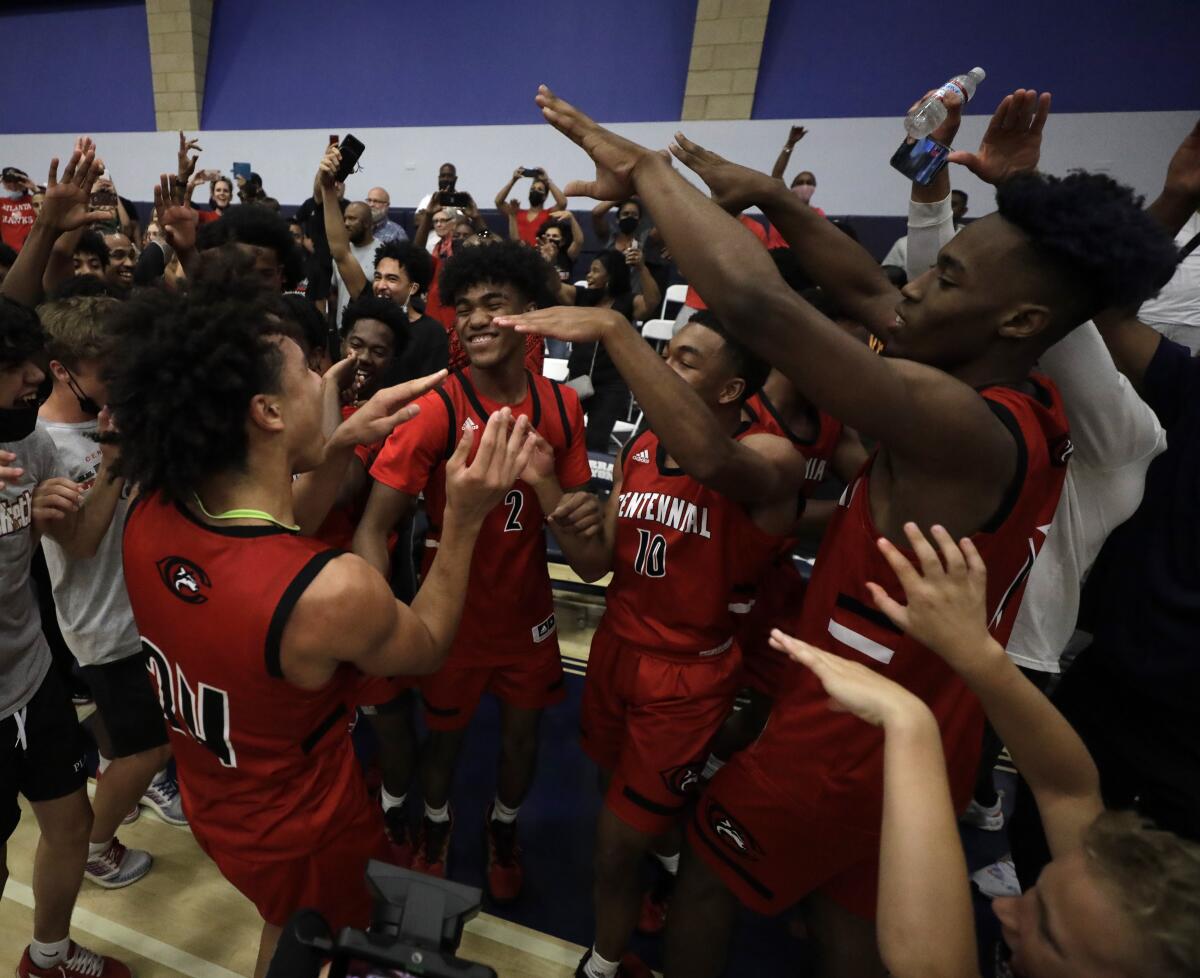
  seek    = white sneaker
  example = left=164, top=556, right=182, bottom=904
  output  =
left=961, top=790, right=1005, bottom=831
left=141, top=769, right=187, bottom=826
left=85, top=837, right=153, bottom=889
left=972, top=854, right=1021, bottom=899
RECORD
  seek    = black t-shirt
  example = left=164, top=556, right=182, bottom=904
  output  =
left=382, top=314, right=450, bottom=386
left=294, top=196, right=349, bottom=301
left=567, top=289, right=633, bottom=390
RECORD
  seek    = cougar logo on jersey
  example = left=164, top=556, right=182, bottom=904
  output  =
left=704, top=799, right=763, bottom=860
left=660, top=761, right=703, bottom=798
left=156, top=556, right=211, bottom=604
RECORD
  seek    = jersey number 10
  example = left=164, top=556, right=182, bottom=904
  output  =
left=634, top=529, right=667, bottom=578
left=142, top=638, right=238, bottom=768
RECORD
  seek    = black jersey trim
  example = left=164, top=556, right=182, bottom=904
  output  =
left=980, top=401, right=1028, bottom=535
left=655, top=442, right=685, bottom=477
left=623, top=785, right=687, bottom=817
left=759, top=390, right=821, bottom=447
left=691, top=809, right=775, bottom=901
left=548, top=379, right=572, bottom=450
left=264, top=549, right=346, bottom=680
left=174, top=499, right=296, bottom=538
left=527, top=370, right=543, bottom=429
left=432, top=385, right=457, bottom=461
left=620, top=430, right=644, bottom=468
left=300, top=703, right=347, bottom=755
left=835, top=593, right=904, bottom=635
left=420, top=692, right=461, bottom=718
left=456, top=367, right=542, bottom=433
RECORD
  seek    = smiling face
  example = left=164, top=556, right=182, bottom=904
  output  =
left=585, top=257, right=608, bottom=292
left=73, top=252, right=105, bottom=278
left=432, top=209, right=454, bottom=240
left=453, top=281, right=530, bottom=369
left=372, top=257, right=417, bottom=306
left=341, top=318, right=396, bottom=399
left=103, top=232, right=135, bottom=290
left=0, top=358, right=45, bottom=411
left=993, top=850, right=1141, bottom=978
left=212, top=178, right=233, bottom=208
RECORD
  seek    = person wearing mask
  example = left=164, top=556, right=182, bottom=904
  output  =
left=1, top=166, right=38, bottom=251
left=366, top=187, right=407, bottom=244
left=496, top=167, right=568, bottom=245
left=591, top=198, right=668, bottom=300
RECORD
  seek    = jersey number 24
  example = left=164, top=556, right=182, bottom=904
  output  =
left=143, top=638, right=237, bottom=768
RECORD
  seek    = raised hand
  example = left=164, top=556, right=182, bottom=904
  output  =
left=495, top=304, right=627, bottom=344
left=948, top=89, right=1051, bottom=185
left=177, top=131, right=203, bottom=183
left=669, top=133, right=778, bottom=215
left=1162, top=119, right=1200, bottom=206
left=0, top=450, right=23, bottom=491
left=315, top=145, right=341, bottom=200
left=154, top=173, right=198, bottom=254
left=518, top=431, right=557, bottom=488
left=770, top=629, right=928, bottom=728
left=32, top=477, right=83, bottom=528
left=445, top=408, right=535, bottom=526
left=866, top=523, right=993, bottom=672
left=904, top=87, right=965, bottom=148
left=39, top=139, right=111, bottom=233
left=535, top=84, right=656, bottom=199
left=786, top=124, right=808, bottom=147
left=332, top=369, right=449, bottom=448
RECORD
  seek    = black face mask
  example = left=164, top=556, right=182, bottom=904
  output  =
left=618, top=215, right=639, bottom=234
left=528, top=190, right=546, bottom=207
left=0, top=374, right=51, bottom=442
left=65, top=368, right=101, bottom=418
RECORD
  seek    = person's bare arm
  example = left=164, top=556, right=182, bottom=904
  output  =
left=353, top=483, right=418, bottom=577
left=1146, top=119, right=1200, bottom=234
left=591, top=200, right=616, bottom=239
left=870, top=525, right=1105, bottom=857
left=42, top=227, right=84, bottom=296
left=561, top=210, right=585, bottom=260
left=770, top=124, right=806, bottom=180
left=543, top=169, right=569, bottom=210
left=495, top=169, right=521, bottom=211
left=498, top=304, right=806, bottom=504
left=413, top=199, right=436, bottom=249
left=317, top=148, right=368, bottom=299
left=628, top=247, right=661, bottom=321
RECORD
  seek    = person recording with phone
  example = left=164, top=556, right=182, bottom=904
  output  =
left=495, top=166, right=567, bottom=245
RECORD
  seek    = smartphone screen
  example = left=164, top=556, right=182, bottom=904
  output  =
left=232, top=162, right=252, bottom=182
left=889, top=136, right=950, bottom=186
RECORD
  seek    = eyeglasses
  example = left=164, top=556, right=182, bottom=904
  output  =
left=433, top=217, right=452, bottom=225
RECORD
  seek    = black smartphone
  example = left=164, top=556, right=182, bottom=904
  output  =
left=520, top=167, right=541, bottom=178
left=889, top=135, right=951, bottom=186
left=335, top=134, right=366, bottom=183
left=447, top=192, right=471, bottom=207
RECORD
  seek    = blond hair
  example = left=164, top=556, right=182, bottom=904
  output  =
left=37, top=296, right=119, bottom=366
left=1084, top=810, right=1200, bottom=978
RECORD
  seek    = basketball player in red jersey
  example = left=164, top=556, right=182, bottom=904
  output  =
left=105, top=255, right=536, bottom=978
left=354, top=241, right=596, bottom=902
left=532, top=86, right=1178, bottom=978
left=494, top=304, right=806, bottom=978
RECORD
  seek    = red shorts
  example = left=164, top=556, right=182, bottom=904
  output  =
left=353, top=674, right=413, bottom=712
left=738, top=560, right=808, bottom=696
left=419, top=638, right=565, bottom=731
left=581, top=620, right=741, bottom=836
left=196, top=810, right=390, bottom=929
left=687, top=732, right=881, bottom=920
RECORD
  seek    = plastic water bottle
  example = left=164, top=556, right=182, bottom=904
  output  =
left=904, top=68, right=986, bottom=138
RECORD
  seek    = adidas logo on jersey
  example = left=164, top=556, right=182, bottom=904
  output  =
left=631, top=448, right=650, bottom=463
left=461, top=417, right=479, bottom=433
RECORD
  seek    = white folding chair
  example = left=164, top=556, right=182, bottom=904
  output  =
left=660, top=283, right=688, bottom=321
left=640, top=318, right=675, bottom=352
left=542, top=357, right=569, bottom=381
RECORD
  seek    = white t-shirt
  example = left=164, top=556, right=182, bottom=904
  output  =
left=1139, top=211, right=1200, bottom=330
left=38, top=418, right=140, bottom=666
left=333, top=237, right=379, bottom=328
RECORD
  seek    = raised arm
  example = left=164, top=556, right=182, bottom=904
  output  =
left=497, top=304, right=806, bottom=505
left=317, top=146, right=368, bottom=299
left=870, top=524, right=1105, bottom=856
left=627, top=244, right=661, bottom=321
left=495, top=168, right=521, bottom=211
left=542, top=168, right=568, bottom=210
left=591, top=200, right=616, bottom=240
left=413, top=196, right=437, bottom=249
left=770, top=125, right=806, bottom=180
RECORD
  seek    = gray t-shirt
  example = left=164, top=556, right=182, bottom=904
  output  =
left=333, top=237, right=379, bottom=328
left=38, top=419, right=140, bottom=667
left=0, top=428, right=62, bottom=719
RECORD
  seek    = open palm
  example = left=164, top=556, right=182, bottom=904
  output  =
left=41, top=139, right=110, bottom=232
left=669, top=134, right=777, bottom=215
left=949, top=89, right=1051, bottom=185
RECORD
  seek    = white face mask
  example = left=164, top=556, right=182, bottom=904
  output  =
left=793, top=184, right=816, bottom=204
left=0, top=186, right=26, bottom=200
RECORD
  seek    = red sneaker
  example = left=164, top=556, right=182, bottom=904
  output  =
left=383, top=805, right=414, bottom=868
left=18, top=942, right=131, bottom=978
left=411, top=809, right=453, bottom=878
left=484, top=806, right=523, bottom=903
left=573, top=950, right=653, bottom=978
left=636, top=887, right=668, bottom=936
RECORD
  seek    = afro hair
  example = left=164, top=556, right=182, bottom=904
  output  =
left=995, top=170, right=1179, bottom=316
left=341, top=294, right=410, bottom=359
left=438, top=239, right=555, bottom=309
left=0, top=296, right=44, bottom=369
left=373, top=240, right=433, bottom=293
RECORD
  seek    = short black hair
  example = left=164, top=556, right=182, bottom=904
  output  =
left=373, top=240, right=433, bottom=293
left=279, top=293, right=329, bottom=359
left=951, top=189, right=968, bottom=203
left=594, top=249, right=631, bottom=297
left=48, top=275, right=123, bottom=301
left=0, top=243, right=17, bottom=268
left=995, top=170, right=1179, bottom=319
left=341, top=294, right=409, bottom=358
left=0, top=296, right=44, bottom=368
left=616, top=198, right=642, bottom=216
left=196, top=204, right=305, bottom=289
left=75, top=229, right=110, bottom=269
left=688, top=309, right=770, bottom=402
left=438, top=239, right=554, bottom=308
left=104, top=249, right=287, bottom=503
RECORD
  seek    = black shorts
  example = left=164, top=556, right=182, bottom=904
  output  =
left=1, top=663, right=89, bottom=845
left=80, top=651, right=169, bottom=759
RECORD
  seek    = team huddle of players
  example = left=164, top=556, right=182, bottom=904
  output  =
left=3, top=80, right=1199, bottom=978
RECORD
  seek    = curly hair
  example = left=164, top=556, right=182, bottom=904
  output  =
left=0, top=296, right=44, bottom=369
left=688, top=310, right=770, bottom=402
left=75, top=228, right=110, bottom=269
left=279, top=293, right=330, bottom=360
left=438, top=239, right=554, bottom=309
left=341, top=294, right=409, bottom=359
left=995, top=171, right=1179, bottom=319
left=196, top=204, right=305, bottom=289
left=593, top=249, right=631, bottom=297
left=373, top=240, right=433, bottom=293
left=37, top=296, right=120, bottom=366
left=1085, top=810, right=1200, bottom=978
left=104, top=248, right=287, bottom=502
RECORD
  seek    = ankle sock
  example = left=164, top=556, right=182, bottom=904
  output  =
left=380, top=788, right=407, bottom=813
left=655, top=850, right=680, bottom=875
left=425, top=801, right=450, bottom=823
left=491, top=797, right=520, bottom=824
left=88, top=838, right=113, bottom=859
left=701, top=753, right=725, bottom=780
left=583, top=948, right=619, bottom=978
left=29, top=938, right=71, bottom=968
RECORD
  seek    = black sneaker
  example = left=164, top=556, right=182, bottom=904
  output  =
left=383, top=805, right=414, bottom=868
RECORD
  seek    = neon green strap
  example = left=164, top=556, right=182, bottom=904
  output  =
left=192, top=493, right=300, bottom=532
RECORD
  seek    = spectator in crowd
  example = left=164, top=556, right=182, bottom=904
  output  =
left=536, top=216, right=581, bottom=281
left=191, top=173, right=233, bottom=225
left=1, top=166, right=38, bottom=251
left=422, top=207, right=456, bottom=257
left=415, top=163, right=476, bottom=217
left=191, top=204, right=306, bottom=293
left=771, top=126, right=823, bottom=215
left=367, top=187, right=408, bottom=243
left=495, top=166, right=568, bottom=245
left=72, top=230, right=108, bottom=280
left=1135, top=200, right=1200, bottom=352
left=332, top=201, right=378, bottom=326
left=882, top=188, right=969, bottom=276
left=237, top=171, right=264, bottom=204
left=590, top=197, right=667, bottom=298
left=101, top=232, right=135, bottom=295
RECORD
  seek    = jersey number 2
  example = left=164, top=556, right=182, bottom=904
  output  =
left=143, top=638, right=238, bottom=768
left=634, top=529, right=667, bottom=577
left=504, top=489, right=524, bottom=532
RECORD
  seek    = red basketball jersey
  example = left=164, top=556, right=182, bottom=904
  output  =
left=123, top=493, right=376, bottom=863
left=370, top=368, right=590, bottom=662
left=771, top=377, right=1072, bottom=817
left=745, top=391, right=845, bottom=496
left=603, top=424, right=789, bottom=656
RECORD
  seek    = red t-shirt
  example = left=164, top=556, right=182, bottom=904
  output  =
left=514, top=208, right=550, bottom=246
left=684, top=215, right=768, bottom=311
left=369, top=368, right=589, bottom=661
left=0, top=195, right=36, bottom=250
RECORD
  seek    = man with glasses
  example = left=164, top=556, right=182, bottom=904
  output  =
left=367, top=187, right=407, bottom=244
